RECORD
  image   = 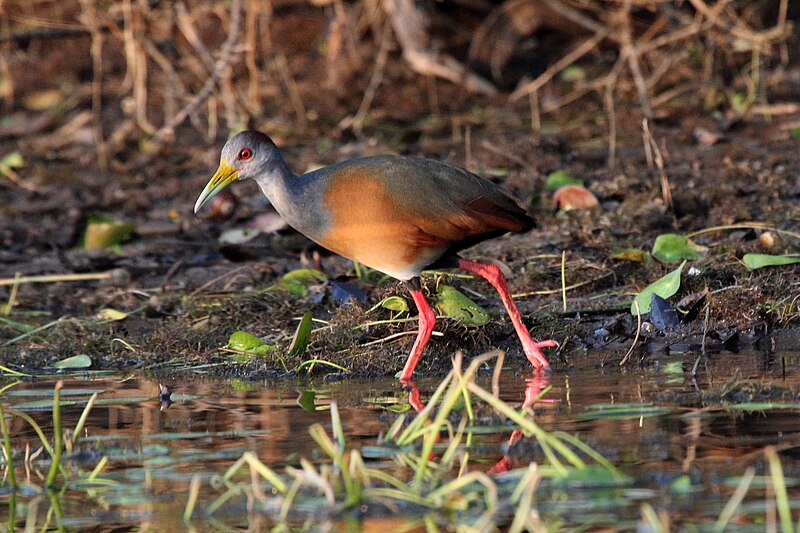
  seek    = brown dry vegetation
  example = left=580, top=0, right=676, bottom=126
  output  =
left=0, top=0, right=798, bottom=376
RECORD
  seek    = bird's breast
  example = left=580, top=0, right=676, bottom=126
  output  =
left=316, top=167, right=450, bottom=280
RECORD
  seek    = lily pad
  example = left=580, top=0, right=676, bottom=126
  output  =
left=742, top=253, right=800, bottom=270
left=436, top=285, right=489, bottom=326
left=278, top=269, right=327, bottom=297
left=631, top=261, right=685, bottom=315
left=651, top=234, right=705, bottom=263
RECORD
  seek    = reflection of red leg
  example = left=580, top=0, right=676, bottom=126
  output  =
left=405, top=380, right=426, bottom=412
left=488, top=371, right=553, bottom=475
left=399, top=287, right=437, bottom=382
left=403, top=380, right=439, bottom=460
left=458, top=259, right=557, bottom=370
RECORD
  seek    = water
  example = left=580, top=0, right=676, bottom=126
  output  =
left=2, top=349, right=800, bottom=530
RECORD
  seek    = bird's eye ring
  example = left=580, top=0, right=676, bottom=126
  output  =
left=238, top=148, right=253, bottom=160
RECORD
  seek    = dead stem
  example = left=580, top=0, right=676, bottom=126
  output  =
left=510, top=29, right=608, bottom=102
left=641, top=118, right=673, bottom=209
left=145, top=0, right=243, bottom=156
left=275, top=54, right=308, bottom=128
left=619, top=300, right=641, bottom=366
left=341, top=20, right=392, bottom=134
left=78, top=0, right=108, bottom=168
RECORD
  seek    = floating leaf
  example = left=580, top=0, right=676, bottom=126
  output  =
left=13, top=399, right=78, bottom=411
left=651, top=234, right=705, bottom=263
left=553, top=185, right=599, bottom=211
left=631, top=261, right=686, bottom=315
left=578, top=402, right=673, bottom=420
left=726, top=403, right=800, bottom=411
left=83, top=214, right=135, bottom=250
left=98, top=308, right=129, bottom=321
left=545, top=170, right=583, bottom=190
left=53, top=354, right=92, bottom=369
left=278, top=269, right=327, bottom=297
left=435, top=285, right=489, bottom=326
left=228, top=331, right=275, bottom=357
left=287, top=311, right=313, bottom=357
left=612, top=248, right=646, bottom=263
left=297, top=389, right=316, bottom=412
left=742, top=253, right=800, bottom=270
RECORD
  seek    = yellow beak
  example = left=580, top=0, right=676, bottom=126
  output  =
left=194, top=160, right=238, bottom=213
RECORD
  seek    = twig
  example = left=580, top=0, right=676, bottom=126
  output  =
left=383, top=0, right=496, bottom=95
left=0, top=272, right=113, bottom=287
left=144, top=0, right=243, bottom=155
left=510, top=29, right=608, bottom=101
left=641, top=118, right=672, bottom=208
left=341, top=20, right=392, bottom=133
left=617, top=0, right=653, bottom=119
left=275, top=54, right=308, bottom=128
left=619, top=300, right=641, bottom=366
left=529, top=89, right=541, bottom=144
left=78, top=0, right=108, bottom=168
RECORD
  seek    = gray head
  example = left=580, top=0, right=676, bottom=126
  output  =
left=194, top=130, right=284, bottom=213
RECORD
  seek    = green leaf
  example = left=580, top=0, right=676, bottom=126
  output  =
left=631, top=260, right=685, bottom=315
left=435, top=285, right=489, bottom=326
left=545, top=170, right=583, bottom=190
left=278, top=269, right=327, bottom=297
left=380, top=295, right=408, bottom=313
left=791, top=127, right=800, bottom=140
left=559, top=65, right=586, bottom=83
left=297, top=389, right=316, bottom=412
left=83, top=213, right=135, bottom=250
left=669, top=475, right=694, bottom=493
left=0, top=150, right=24, bottom=169
left=287, top=311, right=313, bottom=357
left=651, top=234, right=705, bottom=262
left=53, top=354, right=92, bottom=369
left=228, top=331, right=275, bottom=356
left=742, top=253, right=800, bottom=270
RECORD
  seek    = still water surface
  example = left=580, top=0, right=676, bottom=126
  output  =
left=3, top=349, right=800, bottom=530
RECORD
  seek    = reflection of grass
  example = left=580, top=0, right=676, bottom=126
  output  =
left=2, top=374, right=800, bottom=530
left=201, top=352, right=626, bottom=529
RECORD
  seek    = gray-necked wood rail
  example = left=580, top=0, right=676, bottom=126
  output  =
left=194, top=130, right=555, bottom=380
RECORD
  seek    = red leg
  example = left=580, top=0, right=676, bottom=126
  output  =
left=458, top=258, right=556, bottom=370
left=399, top=286, right=436, bottom=382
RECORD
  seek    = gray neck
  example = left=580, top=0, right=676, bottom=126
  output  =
left=252, top=157, right=331, bottom=241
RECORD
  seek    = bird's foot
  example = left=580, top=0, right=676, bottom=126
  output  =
left=520, top=338, right=558, bottom=371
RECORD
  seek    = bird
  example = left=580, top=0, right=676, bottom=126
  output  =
left=194, top=130, right=555, bottom=381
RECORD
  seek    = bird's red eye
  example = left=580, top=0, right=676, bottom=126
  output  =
left=238, top=148, right=252, bottom=160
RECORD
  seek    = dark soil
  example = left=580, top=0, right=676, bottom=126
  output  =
left=1, top=0, right=798, bottom=377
